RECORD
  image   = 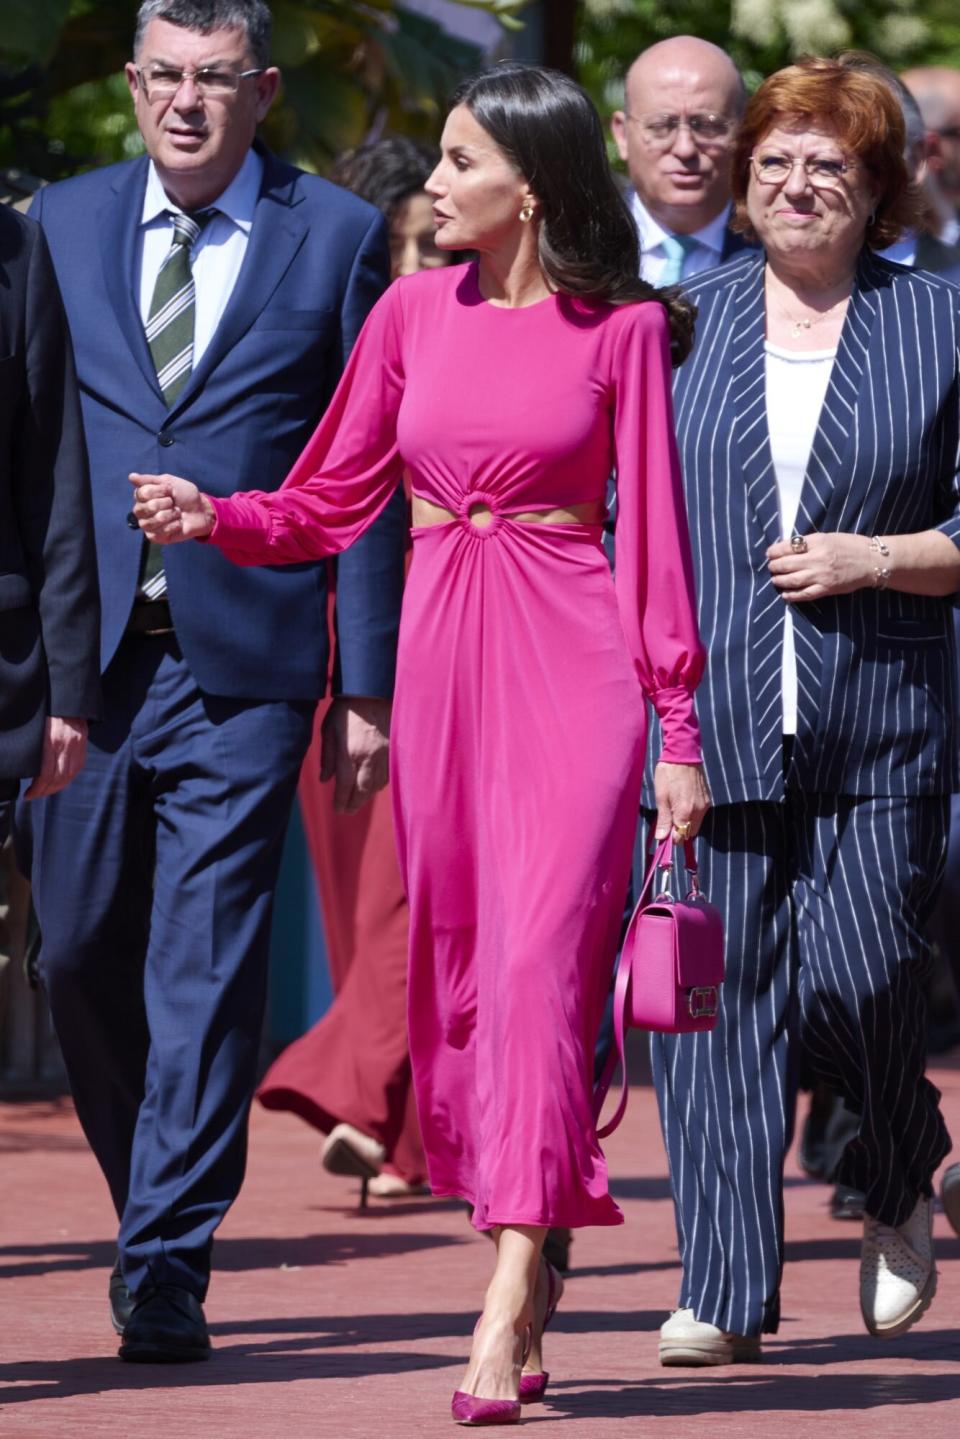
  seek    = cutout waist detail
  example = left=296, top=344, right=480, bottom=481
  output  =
left=411, top=494, right=606, bottom=531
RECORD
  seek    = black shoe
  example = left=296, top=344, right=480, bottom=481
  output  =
left=543, top=1226, right=572, bottom=1274
left=119, top=1285, right=211, bottom=1363
left=796, top=1085, right=836, bottom=1180
left=109, top=1256, right=135, bottom=1335
left=830, top=1183, right=866, bottom=1221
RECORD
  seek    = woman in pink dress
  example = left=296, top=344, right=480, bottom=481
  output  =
left=258, top=139, right=450, bottom=1201
left=131, top=64, right=709, bottom=1426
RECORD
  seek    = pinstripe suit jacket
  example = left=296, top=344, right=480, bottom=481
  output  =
left=645, top=248, right=960, bottom=805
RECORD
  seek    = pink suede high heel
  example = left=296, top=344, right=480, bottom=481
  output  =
left=451, top=1323, right=531, bottom=1426
left=518, top=1260, right=562, bottom=1404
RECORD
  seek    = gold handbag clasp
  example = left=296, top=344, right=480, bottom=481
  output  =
left=688, top=986, right=719, bottom=1019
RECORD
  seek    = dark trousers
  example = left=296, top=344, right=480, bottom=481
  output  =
left=929, top=791, right=960, bottom=999
left=17, top=635, right=313, bottom=1300
left=0, top=776, right=19, bottom=840
left=651, top=791, right=952, bottom=1338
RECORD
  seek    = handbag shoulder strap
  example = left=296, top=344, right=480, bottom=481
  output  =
left=592, top=837, right=672, bottom=1139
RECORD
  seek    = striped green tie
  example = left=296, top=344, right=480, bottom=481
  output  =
left=148, top=209, right=211, bottom=402
left=139, top=209, right=213, bottom=601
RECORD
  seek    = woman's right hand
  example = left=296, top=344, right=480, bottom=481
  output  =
left=128, top=472, right=216, bottom=543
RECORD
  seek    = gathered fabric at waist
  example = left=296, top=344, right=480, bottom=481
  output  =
left=410, top=492, right=606, bottom=534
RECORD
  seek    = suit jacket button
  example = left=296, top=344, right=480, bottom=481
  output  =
left=158, top=431, right=174, bottom=447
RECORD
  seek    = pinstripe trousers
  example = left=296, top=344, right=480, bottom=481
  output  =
left=650, top=789, right=952, bottom=1338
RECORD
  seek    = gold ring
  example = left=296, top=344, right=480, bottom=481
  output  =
left=674, top=821, right=692, bottom=840
left=790, top=535, right=808, bottom=554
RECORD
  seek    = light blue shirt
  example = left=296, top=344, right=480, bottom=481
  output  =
left=878, top=230, right=918, bottom=269
left=137, top=147, right=263, bottom=365
left=630, top=192, right=731, bottom=286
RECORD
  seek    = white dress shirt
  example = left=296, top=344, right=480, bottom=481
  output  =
left=765, top=341, right=837, bottom=735
left=137, top=147, right=263, bottom=365
left=630, top=193, right=733, bottom=285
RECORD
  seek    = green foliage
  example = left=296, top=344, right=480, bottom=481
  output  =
left=577, top=0, right=960, bottom=128
left=0, top=0, right=528, bottom=182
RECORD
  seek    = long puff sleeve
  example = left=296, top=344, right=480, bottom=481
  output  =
left=613, top=304, right=705, bottom=764
left=208, top=282, right=406, bottom=565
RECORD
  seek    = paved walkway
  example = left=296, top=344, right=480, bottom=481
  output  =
left=3, top=1060, right=960, bottom=1437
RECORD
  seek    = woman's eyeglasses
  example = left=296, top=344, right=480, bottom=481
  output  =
left=751, top=152, right=858, bottom=188
left=628, top=112, right=735, bottom=148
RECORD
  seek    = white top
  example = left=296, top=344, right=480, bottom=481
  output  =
left=137, top=147, right=263, bottom=366
left=630, top=193, right=731, bottom=286
left=765, top=341, right=837, bottom=735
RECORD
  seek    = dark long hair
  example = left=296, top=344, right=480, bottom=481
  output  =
left=331, top=137, right=437, bottom=227
left=452, top=64, right=695, bottom=365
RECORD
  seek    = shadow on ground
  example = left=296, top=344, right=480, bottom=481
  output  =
left=536, top=1364, right=960, bottom=1421
left=0, top=1309, right=667, bottom=1406
left=5, top=1325, right=959, bottom=1414
left=0, top=1229, right=467, bottom=1283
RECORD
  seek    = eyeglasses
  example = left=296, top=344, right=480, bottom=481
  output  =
left=135, top=65, right=264, bottom=102
left=751, top=152, right=859, bottom=188
left=627, top=112, right=735, bottom=148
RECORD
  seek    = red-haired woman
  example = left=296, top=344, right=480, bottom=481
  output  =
left=651, top=55, right=960, bottom=1367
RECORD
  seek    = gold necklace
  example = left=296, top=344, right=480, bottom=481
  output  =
left=771, top=289, right=850, bottom=340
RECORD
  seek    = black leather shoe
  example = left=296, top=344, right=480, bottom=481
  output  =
left=119, top=1285, right=211, bottom=1363
left=543, top=1226, right=572, bottom=1274
left=109, top=1257, right=135, bottom=1335
left=830, top=1183, right=866, bottom=1221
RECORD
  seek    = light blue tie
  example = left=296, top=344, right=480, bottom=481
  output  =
left=659, top=233, right=700, bottom=286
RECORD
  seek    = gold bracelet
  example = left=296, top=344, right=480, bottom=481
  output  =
left=869, top=535, right=891, bottom=589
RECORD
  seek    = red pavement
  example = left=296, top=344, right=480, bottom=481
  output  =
left=3, top=1063, right=960, bottom=1438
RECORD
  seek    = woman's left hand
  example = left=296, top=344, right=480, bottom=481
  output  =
left=767, top=533, right=872, bottom=602
left=654, top=762, right=712, bottom=841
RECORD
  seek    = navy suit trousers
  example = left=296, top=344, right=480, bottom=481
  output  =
left=18, top=635, right=314, bottom=1300
left=650, top=790, right=951, bottom=1337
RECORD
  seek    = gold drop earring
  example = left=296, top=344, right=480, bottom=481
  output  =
left=519, top=198, right=535, bottom=223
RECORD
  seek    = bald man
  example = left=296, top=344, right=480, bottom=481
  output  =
left=902, top=66, right=960, bottom=244
left=611, top=35, right=753, bottom=286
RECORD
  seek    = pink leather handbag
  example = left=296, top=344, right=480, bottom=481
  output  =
left=593, top=836, right=724, bottom=1139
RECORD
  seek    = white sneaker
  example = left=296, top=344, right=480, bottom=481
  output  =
left=860, top=1195, right=936, bottom=1337
left=941, top=1163, right=960, bottom=1238
left=658, top=1307, right=761, bottom=1366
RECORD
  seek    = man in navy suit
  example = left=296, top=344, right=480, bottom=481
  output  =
left=0, top=207, right=101, bottom=833
left=22, top=0, right=405, bottom=1362
left=611, top=35, right=753, bottom=286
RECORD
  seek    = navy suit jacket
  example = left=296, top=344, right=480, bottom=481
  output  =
left=32, top=146, right=406, bottom=701
left=0, top=208, right=100, bottom=779
left=717, top=222, right=755, bottom=265
left=645, top=249, right=960, bottom=805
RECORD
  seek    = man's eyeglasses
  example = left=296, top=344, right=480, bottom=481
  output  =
left=628, top=112, right=735, bottom=148
left=136, top=65, right=264, bottom=102
left=751, top=151, right=859, bottom=189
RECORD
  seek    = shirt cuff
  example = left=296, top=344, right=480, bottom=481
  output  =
left=649, top=685, right=703, bottom=765
left=203, top=494, right=263, bottom=555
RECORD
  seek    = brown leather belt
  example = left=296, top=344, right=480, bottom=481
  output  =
left=126, top=599, right=174, bottom=636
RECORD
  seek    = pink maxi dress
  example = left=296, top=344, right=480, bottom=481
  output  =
left=207, top=262, right=704, bottom=1230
